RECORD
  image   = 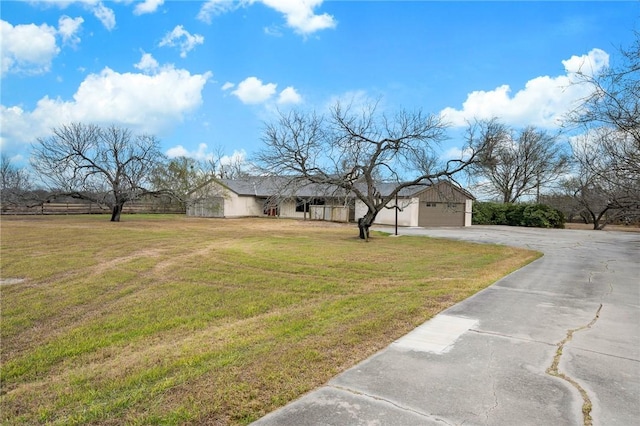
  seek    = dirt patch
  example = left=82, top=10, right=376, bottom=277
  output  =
left=0, top=278, right=26, bottom=286
left=564, top=223, right=640, bottom=232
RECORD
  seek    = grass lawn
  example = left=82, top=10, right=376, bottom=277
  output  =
left=0, top=215, right=540, bottom=425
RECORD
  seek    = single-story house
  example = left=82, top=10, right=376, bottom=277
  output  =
left=187, top=176, right=355, bottom=221
left=188, top=177, right=474, bottom=227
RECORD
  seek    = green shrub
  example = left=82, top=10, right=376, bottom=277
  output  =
left=505, top=203, right=526, bottom=226
left=472, top=201, right=494, bottom=225
left=522, top=204, right=565, bottom=228
left=473, top=202, right=565, bottom=228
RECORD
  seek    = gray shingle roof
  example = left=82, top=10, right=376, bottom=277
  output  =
left=217, top=177, right=347, bottom=198
left=215, top=177, right=473, bottom=200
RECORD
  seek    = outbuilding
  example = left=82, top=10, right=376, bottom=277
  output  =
left=354, top=181, right=475, bottom=227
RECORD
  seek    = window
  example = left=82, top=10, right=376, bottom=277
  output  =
left=425, top=202, right=437, bottom=207
left=295, top=198, right=309, bottom=213
left=297, top=198, right=325, bottom=212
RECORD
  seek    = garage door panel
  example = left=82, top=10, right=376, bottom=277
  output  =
left=418, top=203, right=464, bottom=227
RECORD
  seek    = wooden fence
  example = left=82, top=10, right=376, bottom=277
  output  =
left=1, top=202, right=185, bottom=215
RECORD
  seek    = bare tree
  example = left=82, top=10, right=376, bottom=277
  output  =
left=204, top=147, right=250, bottom=179
left=469, top=119, right=570, bottom=203
left=563, top=34, right=640, bottom=226
left=31, top=123, right=165, bottom=221
left=256, top=102, right=495, bottom=239
left=560, top=129, right=640, bottom=229
left=0, top=154, right=35, bottom=210
left=568, top=31, right=639, bottom=147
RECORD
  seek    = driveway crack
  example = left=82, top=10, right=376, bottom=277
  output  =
left=484, top=343, right=499, bottom=425
left=546, top=304, right=602, bottom=426
left=329, top=384, right=455, bottom=425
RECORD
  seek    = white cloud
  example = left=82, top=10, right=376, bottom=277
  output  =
left=221, top=149, right=247, bottom=167
left=221, top=82, right=235, bottom=91
left=562, top=48, right=609, bottom=77
left=91, top=2, right=116, bottom=30
left=440, top=146, right=475, bottom=162
left=166, top=144, right=247, bottom=169
left=23, top=1, right=116, bottom=30
left=58, top=15, right=84, bottom=46
left=260, top=0, right=336, bottom=35
left=325, top=90, right=379, bottom=115
left=277, top=86, right=302, bottom=104
left=134, top=52, right=159, bottom=74
left=166, top=143, right=214, bottom=161
left=197, top=0, right=245, bottom=24
left=1, top=63, right=212, bottom=148
left=442, top=146, right=463, bottom=160
left=159, top=25, right=204, bottom=58
left=440, top=49, right=610, bottom=128
left=165, top=145, right=190, bottom=158
left=232, top=76, right=277, bottom=104
left=1, top=19, right=59, bottom=76
left=133, top=0, right=164, bottom=15
left=198, top=0, right=335, bottom=35
left=263, top=25, right=283, bottom=37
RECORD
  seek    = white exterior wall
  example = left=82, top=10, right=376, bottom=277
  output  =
left=278, top=200, right=308, bottom=219
left=464, top=199, right=473, bottom=227
left=354, top=198, right=418, bottom=226
left=223, top=193, right=263, bottom=217
left=309, top=205, right=350, bottom=222
left=281, top=201, right=351, bottom=222
left=226, top=197, right=314, bottom=220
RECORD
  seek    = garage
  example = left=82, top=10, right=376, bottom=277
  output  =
left=354, top=181, right=475, bottom=228
left=417, top=182, right=474, bottom=227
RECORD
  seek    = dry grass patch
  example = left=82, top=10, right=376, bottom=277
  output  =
left=564, top=222, right=640, bottom=232
left=1, top=215, right=539, bottom=425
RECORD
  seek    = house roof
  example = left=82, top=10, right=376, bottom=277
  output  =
left=216, top=177, right=348, bottom=198
left=373, top=181, right=476, bottom=200
left=215, top=177, right=474, bottom=200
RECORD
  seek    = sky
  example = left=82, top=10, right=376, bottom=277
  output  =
left=1, top=0, right=639, bottom=169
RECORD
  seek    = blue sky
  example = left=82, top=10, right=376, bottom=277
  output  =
left=1, top=0, right=638, bottom=168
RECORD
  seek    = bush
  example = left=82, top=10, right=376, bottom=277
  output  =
left=473, top=202, right=565, bottom=228
left=472, top=201, right=495, bottom=225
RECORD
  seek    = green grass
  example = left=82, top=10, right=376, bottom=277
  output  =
left=0, top=215, right=540, bottom=425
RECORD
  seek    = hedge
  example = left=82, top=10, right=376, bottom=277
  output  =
left=473, top=202, right=565, bottom=228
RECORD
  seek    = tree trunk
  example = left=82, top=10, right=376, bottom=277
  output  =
left=358, top=210, right=377, bottom=240
left=110, top=202, right=124, bottom=222
left=591, top=209, right=609, bottom=230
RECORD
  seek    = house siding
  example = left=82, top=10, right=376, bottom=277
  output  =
left=186, top=197, right=224, bottom=217
left=354, top=197, right=418, bottom=226
left=418, top=183, right=469, bottom=203
left=277, top=200, right=307, bottom=219
left=224, top=193, right=264, bottom=217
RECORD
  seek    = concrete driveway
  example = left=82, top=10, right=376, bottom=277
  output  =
left=254, top=226, right=639, bottom=426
